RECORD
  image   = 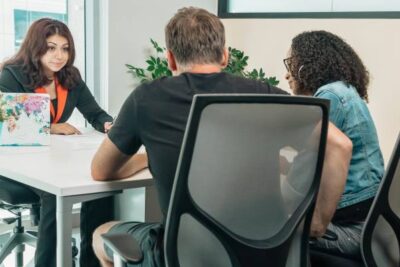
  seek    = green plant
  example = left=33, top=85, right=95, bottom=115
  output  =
left=126, top=39, right=279, bottom=86
left=224, top=47, right=279, bottom=86
left=126, top=39, right=172, bottom=83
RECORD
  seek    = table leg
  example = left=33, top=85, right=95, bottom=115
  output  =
left=56, top=191, right=122, bottom=267
left=56, top=196, right=73, bottom=267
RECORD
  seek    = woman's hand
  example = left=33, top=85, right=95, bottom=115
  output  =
left=104, top=121, right=113, bottom=133
left=50, top=123, right=81, bottom=135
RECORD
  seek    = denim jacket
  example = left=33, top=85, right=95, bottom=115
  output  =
left=314, top=81, right=384, bottom=209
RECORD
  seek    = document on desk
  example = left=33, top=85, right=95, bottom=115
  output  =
left=51, top=130, right=105, bottom=150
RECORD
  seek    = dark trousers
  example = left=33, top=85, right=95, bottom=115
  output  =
left=32, top=188, right=114, bottom=267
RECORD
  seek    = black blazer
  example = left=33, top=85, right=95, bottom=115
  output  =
left=0, top=64, right=112, bottom=132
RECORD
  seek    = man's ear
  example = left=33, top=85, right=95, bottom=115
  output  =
left=221, top=47, right=229, bottom=68
left=166, top=50, right=177, bottom=72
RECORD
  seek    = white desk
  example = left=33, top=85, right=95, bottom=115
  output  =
left=0, top=131, right=154, bottom=267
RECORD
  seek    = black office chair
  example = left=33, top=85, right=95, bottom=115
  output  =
left=0, top=177, right=39, bottom=266
left=361, top=133, right=400, bottom=267
left=0, top=176, right=80, bottom=266
left=103, top=94, right=329, bottom=267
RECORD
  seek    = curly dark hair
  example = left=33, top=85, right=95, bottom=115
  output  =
left=2, top=18, right=80, bottom=90
left=289, top=30, right=369, bottom=101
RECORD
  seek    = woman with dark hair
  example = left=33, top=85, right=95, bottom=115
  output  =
left=285, top=30, right=384, bottom=258
left=0, top=18, right=113, bottom=267
left=0, top=18, right=113, bottom=134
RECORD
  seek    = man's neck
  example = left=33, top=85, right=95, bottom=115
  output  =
left=176, top=64, right=223, bottom=75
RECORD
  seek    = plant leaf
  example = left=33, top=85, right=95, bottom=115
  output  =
left=126, top=40, right=279, bottom=87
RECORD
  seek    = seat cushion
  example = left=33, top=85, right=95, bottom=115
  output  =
left=0, top=176, right=39, bottom=204
left=310, top=249, right=364, bottom=267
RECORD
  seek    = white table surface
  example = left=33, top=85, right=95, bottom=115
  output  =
left=0, top=130, right=153, bottom=267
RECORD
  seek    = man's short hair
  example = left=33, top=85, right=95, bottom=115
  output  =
left=165, top=7, right=225, bottom=68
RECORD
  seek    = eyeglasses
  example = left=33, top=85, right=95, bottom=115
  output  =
left=283, top=57, right=293, bottom=72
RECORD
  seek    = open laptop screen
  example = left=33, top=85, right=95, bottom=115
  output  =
left=0, top=93, right=50, bottom=146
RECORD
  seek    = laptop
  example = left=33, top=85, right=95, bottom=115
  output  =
left=0, top=92, right=50, bottom=146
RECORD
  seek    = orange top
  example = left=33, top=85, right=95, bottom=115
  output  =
left=35, top=80, right=68, bottom=123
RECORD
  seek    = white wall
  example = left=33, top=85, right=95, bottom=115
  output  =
left=223, top=19, right=400, bottom=163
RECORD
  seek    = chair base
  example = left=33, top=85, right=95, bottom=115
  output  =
left=0, top=231, right=37, bottom=266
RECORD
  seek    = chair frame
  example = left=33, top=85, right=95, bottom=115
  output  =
left=361, top=134, right=400, bottom=267
left=164, top=94, right=330, bottom=267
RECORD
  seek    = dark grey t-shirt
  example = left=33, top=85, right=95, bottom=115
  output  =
left=108, top=72, right=288, bottom=217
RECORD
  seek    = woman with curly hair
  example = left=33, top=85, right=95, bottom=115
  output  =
left=285, top=30, right=384, bottom=258
left=0, top=18, right=114, bottom=267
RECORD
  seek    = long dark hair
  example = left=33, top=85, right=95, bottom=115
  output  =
left=2, top=18, right=80, bottom=90
left=290, top=30, right=369, bottom=101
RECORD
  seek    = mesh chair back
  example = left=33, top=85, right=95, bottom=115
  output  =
left=361, top=133, right=400, bottom=267
left=164, top=94, right=329, bottom=267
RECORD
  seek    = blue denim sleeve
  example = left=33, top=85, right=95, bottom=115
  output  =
left=315, top=90, right=345, bottom=129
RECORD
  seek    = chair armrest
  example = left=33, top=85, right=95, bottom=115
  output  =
left=101, top=233, right=143, bottom=264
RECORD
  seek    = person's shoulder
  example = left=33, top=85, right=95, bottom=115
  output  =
left=0, top=64, right=27, bottom=91
left=124, top=80, right=157, bottom=102
left=65, top=66, right=85, bottom=90
left=1, top=64, right=24, bottom=80
left=226, top=73, right=289, bottom=95
left=133, top=75, right=181, bottom=95
left=2, top=64, right=22, bottom=72
left=150, top=75, right=183, bottom=86
left=315, top=81, right=364, bottom=108
left=315, top=81, right=355, bottom=98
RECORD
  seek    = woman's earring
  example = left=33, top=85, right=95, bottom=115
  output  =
left=297, top=65, right=304, bottom=80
